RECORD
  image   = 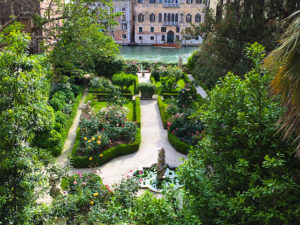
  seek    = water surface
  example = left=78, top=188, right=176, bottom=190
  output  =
left=118, top=46, right=197, bottom=63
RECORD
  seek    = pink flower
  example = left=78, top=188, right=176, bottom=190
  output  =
left=116, top=123, right=119, bottom=127
left=172, top=130, right=175, bottom=134
left=102, top=128, right=105, bottom=131
left=139, top=171, right=142, bottom=174
left=139, top=179, right=143, bottom=182
left=82, top=182, right=87, bottom=186
left=126, top=175, right=130, bottom=178
left=176, top=128, right=178, bottom=130
left=121, top=125, right=124, bottom=127
left=73, top=181, right=77, bottom=185
left=129, top=169, right=133, bottom=172
left=77, top=172, right=82, bottom=177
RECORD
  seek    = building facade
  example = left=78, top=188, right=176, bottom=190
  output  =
left=132, top=0, right=208, bottom=46
left=112, top=0, right=133, bottom=45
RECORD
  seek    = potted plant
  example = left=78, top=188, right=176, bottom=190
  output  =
left=138, top=82, right=156, bottom=99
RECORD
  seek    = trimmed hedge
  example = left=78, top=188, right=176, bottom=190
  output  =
left=162, top=93, right=196, bottom=99
left=157, top=96, right=169, bottom=129
left=53, top=85, right=84, bottom=156
left=135, top=97, right=141, bottom=126
left=168, top=131, right=192, bottom=155
left=70, top=128, right=141, bottom=168
left=94, top=93, right=133, bottom=101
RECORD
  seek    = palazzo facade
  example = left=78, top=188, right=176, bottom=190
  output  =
left=112, top=0, right=211, bottom=46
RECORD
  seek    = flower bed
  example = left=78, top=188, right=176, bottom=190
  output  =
left=71, top=97, right=141, bottom=168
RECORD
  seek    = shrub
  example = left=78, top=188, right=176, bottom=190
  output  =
left=95, top=57, right=125, bottom=79
left=125, top=63, right=139, bottom=75
left=151, top=70, right=160, bottom=82
left=50, top=95, right=66, bottom=111
left=90, top=77, right=114, bottom=92
left=112, top=73, right=137, bottom=89
left=55, top=111, right=67, bottom=128
left=137, top=82, right=156, bottom=99
left=32, top=129, right=62, bottom=156
left=168, top=131, right=191, bottom=154
left=177, top=88, right=194, bottom=108
left=157, top=96, right=169, bottom=128
left=135, top=97, right=141, bottom=126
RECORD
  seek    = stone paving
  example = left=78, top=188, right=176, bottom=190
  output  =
left=187, top=74, right=208, bottom=98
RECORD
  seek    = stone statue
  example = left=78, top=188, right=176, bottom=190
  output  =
left=178, top=56, right=183, bottom=69
left=49, top=174, right=62, bottom=198
left=156, top=148, right=166, bottom=181
left=80, top=101, right=92, bottom=120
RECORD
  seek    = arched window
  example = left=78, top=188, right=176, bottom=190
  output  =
left=186, top=0, right=192, bottom=3
left=138, top=13, right=144, bottom=22
left=180, top=13, right=184, bottom=23
left=150, top=0, right=156, bottom=3
left=122, top=7, right=126, bottom=21
left=186, top=14, right=192, bottom=23
left=164, top=13, right=167, bottom=22
left=196, top=0, right=202, bottom=3
left=150, top=13, right=155, bottom=22
left=195, top=13, right=201, bottom=22
left=175, top=13, right=178, bottom=22
left=159, top=13, right=162, bottom=22
left=172, top=13, right=175, bottom=22
left=168, top=13, right=171, bottom=22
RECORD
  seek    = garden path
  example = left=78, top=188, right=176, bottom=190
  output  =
left=187, top=74, right=208, bottom=98
left=56, top=86, right=89, bottom=166
left=69, top=72, right=187, bottom=186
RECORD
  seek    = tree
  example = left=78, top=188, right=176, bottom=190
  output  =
left=0, top=23, right=54, bottom=224
left=179, top=43, right=300, bottom=224
left=264, top=11, right=300, bottom=156
left=187, top=0, right=300, bottom=88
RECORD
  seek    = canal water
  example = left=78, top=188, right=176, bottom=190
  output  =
left=118, top=46, right=197, bottom=63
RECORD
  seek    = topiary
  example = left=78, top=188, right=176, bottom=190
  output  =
left=55, top=111, right=67, bottom=127
left=137, top=83, right=156, bottom=99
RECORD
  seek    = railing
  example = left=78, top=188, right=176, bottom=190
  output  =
left=163, top=3, right=180, bottom=7
left=163, top=21, right=179, bottom=26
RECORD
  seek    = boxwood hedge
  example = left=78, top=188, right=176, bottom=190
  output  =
left=167, top=131, right=192, bottom=155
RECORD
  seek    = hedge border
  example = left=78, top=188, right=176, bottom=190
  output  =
left=157, top=96, right=170, bottom=129
left=53, top=85, right=84, bottom=157
left=135, top=97, right=141, bottom=126
left=70, top=128, right=141, bottom=168
left=168, top=131, right=192, bottom=155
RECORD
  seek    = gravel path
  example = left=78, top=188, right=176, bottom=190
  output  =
left=68, top=72, right=187, bottom=186
left=56, top=86, right=89, bottom=166
left=187, top=74, right=208, bottom=98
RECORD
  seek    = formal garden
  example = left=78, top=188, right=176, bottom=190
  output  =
left=1, top=1, right=300, bottom=224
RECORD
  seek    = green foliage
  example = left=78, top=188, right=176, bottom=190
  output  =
left=138, top=82, right=156, bottom=98
left=130, top=191, right=177, bottom=224
left=187, top=1, right=300, bottom=88
left=179, top=43, right=300, bottom=224
left=0, top=23, right=53, bottom=224
left=125, top=61, right=139, bottom=75
left=90, top=76, right=114, bottom=92
left=157, top=96, right=170, bottom=129
left=49, top=14, right=119, bottom=77
left=135, top=97, right=141, bottom=126
left=95, top=57, right=125, bottom=79
left=112, top=73, right=137, bottom=89
left=168, top=131, right=192, bottom=154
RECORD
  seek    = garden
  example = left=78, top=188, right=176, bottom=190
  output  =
left=71, top=75, right=141, bottom=168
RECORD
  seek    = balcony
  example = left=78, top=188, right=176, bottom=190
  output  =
left=163, top=21, right=179, bottom=26
left=163, top=3, right=180, bottom=7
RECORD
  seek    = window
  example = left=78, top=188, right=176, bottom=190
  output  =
left=138, top=14, right=144, bottom=22
left=150, top=13, right=155, bottom=22
left=151, top=27, right=154, bottom=32
left=122, top=7, right=126, bottom=20
left=196, top=0, right=202, bottom=3
left=150, top=0, right=156, bottom=3
left=122, top=23, right=127, bottom=30
left=138, top=0, right=143, bottom=3
left=186, top=14, right=192, bottom=23
left=175, top=14, right=178, bottom=22
left=161, top=27, right=166, bottom=32
left=195, top=36, right=199, bottom=40
left=139, top=27, right=143, bottom=33
left=150, top=36, right=154, bottom=40
left=164, top=13, right=167, bottom=22
left=195, top=13, right=201, bottom=22
left=122, top=34, right=127, bottom=39
left=159, top=13, right=162, bottom=22
left=139, top=36, right=143, bottom=40
left=162, top=35, right=165, bottom=41
left=176, top=26, right=180, bottom=33
left=159, top=0, right=162, bottom=3
left=180, top=13, right=184, bottom=23
left=186, top=0, right=192, bottom=3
